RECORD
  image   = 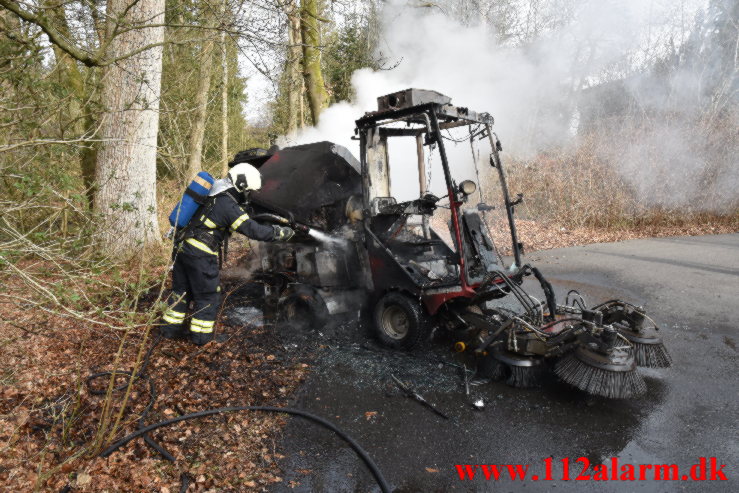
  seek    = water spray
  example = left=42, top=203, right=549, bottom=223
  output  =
left=307, top=228, right=346, bottom=246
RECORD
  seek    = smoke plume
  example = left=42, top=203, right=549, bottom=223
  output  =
left=280, top=0, right=737, bottom=211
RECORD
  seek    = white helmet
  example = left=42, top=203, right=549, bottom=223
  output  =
left=228, top=163, right=262, bottom=195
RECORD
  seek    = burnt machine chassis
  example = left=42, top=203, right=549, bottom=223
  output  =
left=235, top=89, right=671, bottom=399
left=246, top=94, right=515, bottom=324
left=354, top=97, right=520, bottom=315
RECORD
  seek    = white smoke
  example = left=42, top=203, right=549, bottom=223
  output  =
left=278, top=0, right=737, bottom=209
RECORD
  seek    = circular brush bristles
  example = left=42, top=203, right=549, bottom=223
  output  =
left=506, top=364, right=546, bottom=388
left=631, top=342, right=672, bottom=368
left=479, top=357, right=508, bottom=381
left=555, top=353, right=647, bottom=399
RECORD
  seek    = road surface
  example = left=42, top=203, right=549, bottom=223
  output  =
left=263, top=234, right=738, bottom=492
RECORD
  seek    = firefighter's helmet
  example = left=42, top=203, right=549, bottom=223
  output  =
left=228, top=163, right=262, bottom=198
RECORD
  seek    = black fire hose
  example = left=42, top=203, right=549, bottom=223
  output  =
left=250, top=212, right=311, bottom=234
left=251, top=212, right=291, bottom=225
left=100, top=406, right=392, bottom=493
left=531, top=267, right=557, bottom=322
left=83, top=332, right=391, bottom=492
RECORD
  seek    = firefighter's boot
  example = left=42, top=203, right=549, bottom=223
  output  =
left=159, top=307, right=188, bottom=340
left=189, top=317, right=216, bottom=345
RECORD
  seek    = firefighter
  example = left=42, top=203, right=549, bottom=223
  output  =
left=159, top=163, right=294, bottom=345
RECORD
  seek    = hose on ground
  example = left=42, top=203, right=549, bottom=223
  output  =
left=83, top=331, right=391, bottom=492
left=99, top=405, right=392, bottom=493
left=85, top=333, right=174, bottom=461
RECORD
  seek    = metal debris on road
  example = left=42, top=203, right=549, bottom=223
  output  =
left=463, top=364, right=470, bottom=396
left=390, top=374, right=450, bottom=420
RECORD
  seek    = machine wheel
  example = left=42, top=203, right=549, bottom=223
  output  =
left=277, top=284, right=329, bottom=331
left=373, top=292, right=427, bottom=349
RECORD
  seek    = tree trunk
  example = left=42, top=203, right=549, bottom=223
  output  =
left=94, top=0, right=165, bottom=254
left=184, top=30, right=217, bottom=185
left=300, top=0, right=328, bottom=125
left=47, top=2, right=98, bottom=206
left=220, top=18, right=229, bottom=177
left=299, top=78, right=305, bottom=128
left=286, top=0, right=303, bottom=133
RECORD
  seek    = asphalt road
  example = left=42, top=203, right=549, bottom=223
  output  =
left=266, top=234, right=738, bottom=492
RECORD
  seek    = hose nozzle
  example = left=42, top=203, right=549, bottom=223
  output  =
left=292, top=222, right=310, bottom=234
left=251, top=212, right=310, bottom=235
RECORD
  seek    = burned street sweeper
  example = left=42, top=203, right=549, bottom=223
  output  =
left=230, top=88, right=672, bottom=399
left=159, top=162, right=295, bottom=345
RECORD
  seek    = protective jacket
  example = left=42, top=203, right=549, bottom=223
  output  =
left=180, top=188, right=275, bottom=257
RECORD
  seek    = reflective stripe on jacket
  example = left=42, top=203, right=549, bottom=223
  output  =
left=181, top=191, right=275, bottom=256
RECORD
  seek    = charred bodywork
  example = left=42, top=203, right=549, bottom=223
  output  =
left=237, top=89, right=671, bottom=399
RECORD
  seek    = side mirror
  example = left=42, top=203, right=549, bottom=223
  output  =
left=459, top=180, right=477, bottom=196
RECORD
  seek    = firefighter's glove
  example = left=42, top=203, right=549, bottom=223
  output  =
left=273, top=225, right=295, bottom=242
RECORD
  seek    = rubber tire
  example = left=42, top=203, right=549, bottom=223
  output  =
left=373, top=292, right=427, bottom=350
left=277, top=284, right=329, bottom=331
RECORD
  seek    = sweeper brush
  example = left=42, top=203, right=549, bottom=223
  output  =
left=236, top=88, right=671, bottom=400
left=466, top=284, right=662, bottom=398
left=630, top=339, right=672, bottom=368
left=595, top=300, right=672, bottom=368
left=554, top=347, right=647, bottom=399
left=478, top=352, right=545, bottom=388
left=507, top=365, right=547, bottom=389
left=479, top=356, right=508, bottom=381
left=492, top=348, right=547, bottom=388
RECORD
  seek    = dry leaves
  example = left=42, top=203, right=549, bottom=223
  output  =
left=76, top=472, right=92, bottom=486
left=496, top=218, right=739, bottom=254
left=0, top=247, right=307, bottom=492
left=432, top=213, right=737, bottom=255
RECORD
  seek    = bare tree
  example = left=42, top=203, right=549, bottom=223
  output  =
left=94, top=0, right=165, bottom=253
left=45, top=2, right=98, bottom=206
left=285, top=0, right=304, bottom=132
left=300, top=0, right=328, bottom=124
left=1, top=0, right=169, bottom=254
left=185, top=4, right=218, bottom=184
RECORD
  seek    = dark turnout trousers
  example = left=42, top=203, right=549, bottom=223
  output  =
left=161, top=250, right=220, bottom=345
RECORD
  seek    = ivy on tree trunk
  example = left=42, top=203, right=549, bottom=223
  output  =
left=300, top=0, right=328, bottom=125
